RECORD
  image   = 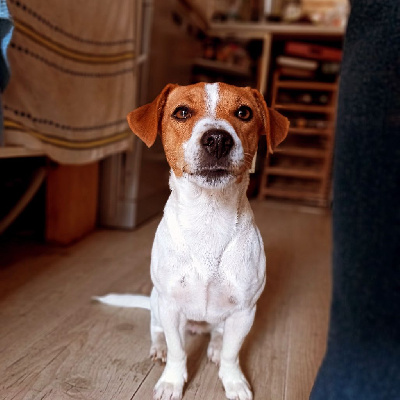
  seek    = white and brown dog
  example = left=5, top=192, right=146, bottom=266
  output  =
left=96, top=82, right=288, bottom=400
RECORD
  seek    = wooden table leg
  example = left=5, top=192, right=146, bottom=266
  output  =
left=46, top=162, right=99, bottom=245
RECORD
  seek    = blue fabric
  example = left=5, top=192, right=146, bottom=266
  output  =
left=0, top=0, right=13, bottom=92
left=310, top=1, right=400, bottom=399
left=0, top=0, right=13, bottom=145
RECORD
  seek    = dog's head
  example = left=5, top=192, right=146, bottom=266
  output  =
left=127, top=82, right=289, bottom=188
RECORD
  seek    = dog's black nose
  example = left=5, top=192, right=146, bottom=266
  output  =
left=201, top=130, right=234, bottom=159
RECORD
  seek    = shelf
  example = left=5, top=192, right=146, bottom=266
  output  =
left=262, top=187, right=328, bottom=206
left=193, top=58, right=250, bottom=77
left=266, top=166, right=324, bottom=179
left=275, top=146, right=326, bottom=158
left=263, top=187, right=323, bottom=200
left=275, top=104, right=336, bottom=113
left=276, top=80, right=337, bottom=91
left=288, top=127, right=333, bottom=136
left=208, top=22, right=345, bottom=39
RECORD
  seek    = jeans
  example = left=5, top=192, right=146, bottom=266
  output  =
left=310, top=1, right=400, bottom=399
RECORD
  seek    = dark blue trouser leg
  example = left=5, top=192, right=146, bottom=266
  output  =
left=310, top=1, right=400, bottom=399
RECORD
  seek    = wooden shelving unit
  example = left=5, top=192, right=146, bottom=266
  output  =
left=258, top=70, right=338, bottom=206
left=193, top=58, right=251, bottom=77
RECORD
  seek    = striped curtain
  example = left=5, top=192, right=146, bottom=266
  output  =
left=2, top=0, right=138, bottom=164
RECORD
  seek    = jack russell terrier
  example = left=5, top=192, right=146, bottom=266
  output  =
left=95, top=82, right=289, bottom=400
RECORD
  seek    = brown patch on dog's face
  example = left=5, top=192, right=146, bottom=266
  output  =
left=160, top=82, right=266, bottom=181
left=215, top=83, right=263, bottom=175
left=160, top=83, right=207, bottom=177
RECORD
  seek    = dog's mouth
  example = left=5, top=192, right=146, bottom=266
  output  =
left=187, top=167, right=237, bottom=187
left=197, top=168, right=231, bottom=179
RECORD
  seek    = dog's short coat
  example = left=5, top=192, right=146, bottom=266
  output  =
left=97, top=82, right=288, bottom=400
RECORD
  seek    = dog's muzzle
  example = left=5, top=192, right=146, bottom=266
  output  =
left=184, top=121, right=242, bottom=187
left=201, top=129, right=234, bottom=160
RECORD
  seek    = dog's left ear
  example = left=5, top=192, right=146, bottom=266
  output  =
left=251, top=89, right=289, bottom=153
left=127, top=83, right=178, bottom=147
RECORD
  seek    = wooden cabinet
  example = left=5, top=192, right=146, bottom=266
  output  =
left=258, top=70, right=338, bottom=206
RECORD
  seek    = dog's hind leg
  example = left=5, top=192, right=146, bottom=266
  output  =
left=207, top=322, right=224, bottom=365
left=150, top=319, right=167, bottom=363
left=149, top=288, right=167, bottom=362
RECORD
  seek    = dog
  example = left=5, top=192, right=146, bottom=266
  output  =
left=96, top=82, right=289, bottom=400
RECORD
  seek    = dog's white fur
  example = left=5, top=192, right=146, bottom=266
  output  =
left=96, top=83, right=289, bottom=400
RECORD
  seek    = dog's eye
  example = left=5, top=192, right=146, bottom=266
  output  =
left=235, top=106, right=253, bottom=122
left=172, top=106, right=192, bottom=120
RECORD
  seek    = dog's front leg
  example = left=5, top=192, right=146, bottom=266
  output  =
left=219, top=307, right=256, bottom=400
left=153, top=297, right=187, bottom=400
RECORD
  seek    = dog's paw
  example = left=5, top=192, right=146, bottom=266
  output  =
left=153, top=381, right=183, bottom=400
left=150, top=333, right=167, bottom=363
left=223, top=380, right=252, bottom=400
left=150, top=343, right=167, bottom=363
left=219, top=363, right=253, bottom=400
left=153, top=368, right=187, bottom=400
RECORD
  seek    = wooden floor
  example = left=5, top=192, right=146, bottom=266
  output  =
left=0, top=202, right=332, bottom=400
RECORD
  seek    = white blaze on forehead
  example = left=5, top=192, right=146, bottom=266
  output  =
left=205, top=83, right=219, bottom=117
left=182, top=83, right=245, bottom=183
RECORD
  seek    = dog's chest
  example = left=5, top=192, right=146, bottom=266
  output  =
left=151, top=185, right=265, bottom=323
left=153, top=232, right=263, bottom=323
left=170, top=270, right=241, bottom=322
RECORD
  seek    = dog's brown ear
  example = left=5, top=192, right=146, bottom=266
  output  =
left=127, top=83, right=178, bottom=147
left=251, top=89, right=289, bottom=153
